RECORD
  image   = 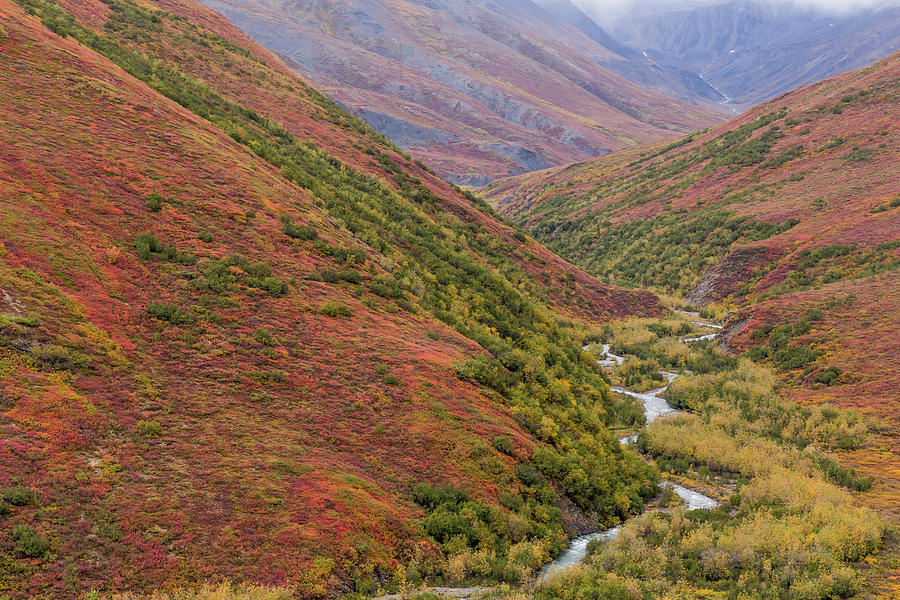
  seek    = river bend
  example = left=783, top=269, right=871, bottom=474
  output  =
left=543, top=322, right=722, bottom=577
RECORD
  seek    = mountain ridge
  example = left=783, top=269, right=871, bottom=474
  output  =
left=591, top=0, right=900, bottom=110
left=197, top=0, right=725, bottom=184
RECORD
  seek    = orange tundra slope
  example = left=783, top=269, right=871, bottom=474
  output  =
left=0, top=0, right=661, bottom=597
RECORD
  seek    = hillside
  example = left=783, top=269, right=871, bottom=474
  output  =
left=193, top=0, right=725, bottom=184
left=533, top=0, right=726, bottom=105
left=0, top=0, right=664, bottom=597
left=483, top=50, right=900, bottom=299
left=482, top=51, right=900, bottom=525
left=590, top=0, right=900, bottom=111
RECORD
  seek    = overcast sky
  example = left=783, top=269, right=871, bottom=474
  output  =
left=572, top=0, right=900, bottom=19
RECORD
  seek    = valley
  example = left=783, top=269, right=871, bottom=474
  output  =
left=581, top=0, right=900, bottom=111
left=542, top=316, right=724, bottom=579
left=479, top=44, right=899, bottom=600
left=0, top=0, right=897, bottom=599
left=482, top=50, right=900, bottom=423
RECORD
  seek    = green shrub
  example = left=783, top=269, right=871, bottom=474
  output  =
left=146, top=302, right=194, bottom=325
left=253, top=328, right=275, bottom=346
left=813, top=455, right=873, bottom=491
left=368, top=276, right=406, bottom=300
left=315, top=241, right=365, bottom=264
left=197, top=231, right=214, bottom=243
left=30, top=344, right=91, bottom=371
left=137, top=420, right=163, bottom=437
left=337, top=270, right=361, bottom=284
left=12, top=524, right=49, bottom=558
left=760, top=145, right=803, bottom=169
left=314, top=269, right=340, bottom=283
left=382, top=373, right=399, bottom=385
left=750, top=325, right=774, bottom=340
left=769, top=324, right=795, bottom=349
left=411, top=483, right=468, bottom=512
left=321, top=301, right=352, bottom=317
left=515, top=463, right=541, bottom=486
left=491, top=435, right=514, bottom=456
left=745, top=345, right=770, bottom=361
left=196, top=255, right=287, bottom=296
left=3, top=486, right=38, bottom=506
left=814, top=366, right=841, bottom=385
left=0, top=499, right=9, bottom=516
left=773, top=345, right=820, bottom=370
left=585, top=538, right=604, bottom=557
left=282, top=219, right=317, bottom=241
left=312, top=269, right=360, bottom=285
left=7, top=314, right=40, bottom=327
left=805, top=308, right=824, bottom=322
left=845, top=147, right=876, bottom=162
left=145, top=192, right=164, bottom=211
left=134, top=232, right=194, bottom=264
left=454, top=356, right=513, bottom=394
left=248, top=370, right=287, bottom=384
left=256, top=276, right=288, bottom=296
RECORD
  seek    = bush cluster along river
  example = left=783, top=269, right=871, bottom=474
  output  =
left=542, top=320, right=722, bottom=577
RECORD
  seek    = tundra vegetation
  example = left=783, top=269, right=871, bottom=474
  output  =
left=2, top=0, right=658, bottom=596
left=476, top=48, right=900, bottom=599
left=0, top=0, right=894, bottom=599
left=532, top=316, right=882, bottom=600
left=90, top=315, right=886, bottom=599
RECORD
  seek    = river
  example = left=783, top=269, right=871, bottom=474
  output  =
left=543, top=322, right=722, bottom=577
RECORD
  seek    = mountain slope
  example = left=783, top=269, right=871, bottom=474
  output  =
left=194, top=0, right=725, bottom=184
left=592, top=0, right=900, bottom=111
left=483, top=50, right=899, bottom=298
left=534, top=0, right=726, bottom=105
left=0, top=0, right=663, bottom=596
left=482, top=52, right=900, bottom=518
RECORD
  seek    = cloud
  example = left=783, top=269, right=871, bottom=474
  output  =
left=572, top=0, right=900, bottom=21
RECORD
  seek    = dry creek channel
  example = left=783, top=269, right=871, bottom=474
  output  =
left=541, top=319, right=724, bottom=578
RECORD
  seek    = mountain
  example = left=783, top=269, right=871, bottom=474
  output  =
left=482, top=49, right=899, bottom=298
left=0, top=0, right=664, bottom=596
left=193, top=0, right=726, bottom=184
left=482, top=50, right=900, bottom=503
left=586, top=0, right=900, bottom=111
left=533, top=0, right=727, bottom=105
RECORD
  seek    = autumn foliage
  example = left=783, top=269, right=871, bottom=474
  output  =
left=0, top=0, right=660, bottom=597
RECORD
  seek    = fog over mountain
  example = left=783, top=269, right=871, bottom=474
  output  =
left=571, top=0, right=900, bottom=109
left=575, top=0, right=900, bottom=19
